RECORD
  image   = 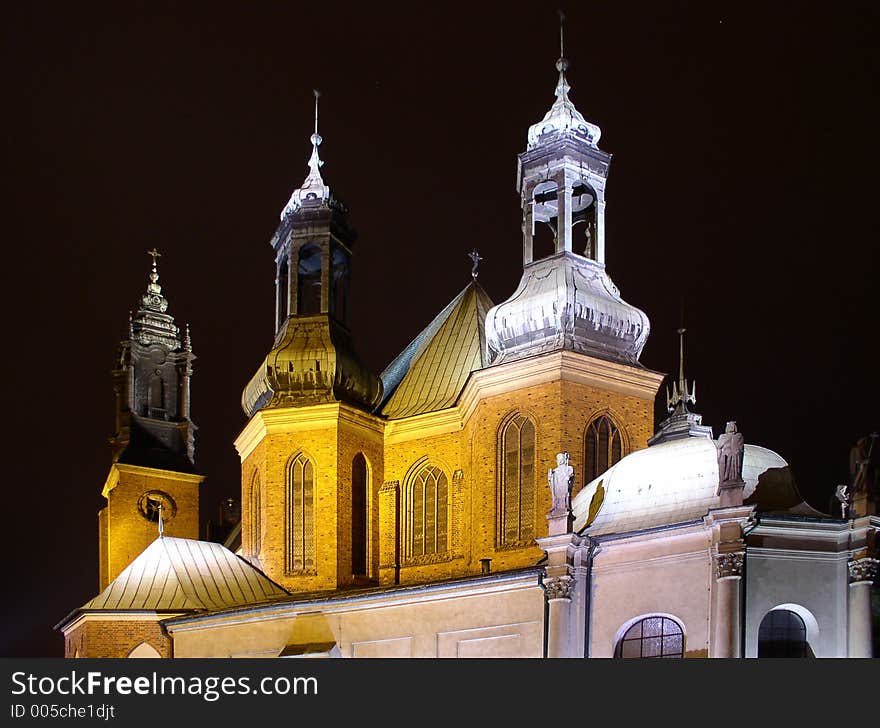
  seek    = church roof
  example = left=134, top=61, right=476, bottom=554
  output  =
left=79, top=537, right=288, bottom=612
left=572, top=437, right=822, bottom=536
left=378, top=281, right=494, bottom=419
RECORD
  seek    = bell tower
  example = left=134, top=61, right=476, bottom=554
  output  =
left=238, top=92, right=383, bottom=593
left=98, top=251, right=204, bottom=589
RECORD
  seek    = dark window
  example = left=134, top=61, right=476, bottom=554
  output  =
left=614, top=616, right=684, bottom=658
left=499, top=414, right=536, bottom=545
left=277, top=256, right=289, bottom=327
left=330, top=245, right=350, bottom=326
left=408, top=464, right=448, bottom=558
left=286, top=455, right=315, bottom=572
left=585, top=415, right=623, bottom=482
left=250, top=472, right=261, bottom=557
left=297, top=244, right=322, bottom=315
left=758, top=609, right=810, bottom=658
left=351, top=453, right=368, bottom=576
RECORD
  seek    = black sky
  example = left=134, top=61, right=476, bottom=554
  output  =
left=2, top=2, right=877, bottom=657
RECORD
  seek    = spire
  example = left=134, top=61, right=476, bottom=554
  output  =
left=130, top=249, right=181, bottom=350
left=648, top=327, right=713, bottom=446
left=667, top=327, right=696, bottom=414
left=281, top=89, right=331, bottom=219
left=526, top=13, right=601, bottom=150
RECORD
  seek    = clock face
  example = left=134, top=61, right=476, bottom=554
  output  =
left=137, top=490, right=177, bottom=523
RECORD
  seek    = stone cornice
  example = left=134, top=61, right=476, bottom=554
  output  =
left=102, top=463, right=205, bottom=499
left=234, top=403, right=385, bottom=461
left=58, top=610, right=187, bottom=635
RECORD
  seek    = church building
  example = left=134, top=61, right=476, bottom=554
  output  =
left=56, top=41, right=878, bottom=659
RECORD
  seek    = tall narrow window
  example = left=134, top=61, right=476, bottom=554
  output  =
left=250, top=472, right=261, bottom=557
left=276, top=256, right=289, bottom=328
left=351, top=453, right=368, bottom=576
left=297, top=244, right=322, bottom=315
left=499, top=414, right=536, bottom=545
left=614, top=616, right=684, bottom=658
left=584, top=415, right=623, bottom=482
left=758, top=609, right=811, bottom=658
left=407, top=464, right=448, bottom=558
left=286, top=454, right=315, bottom=573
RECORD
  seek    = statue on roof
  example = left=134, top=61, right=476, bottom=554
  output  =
left=548, top=452, right=574, bottom=517
left=716, top=421, right=744, bottom=485
left=850, top=434, right=877, bottom=495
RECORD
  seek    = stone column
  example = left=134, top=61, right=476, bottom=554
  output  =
left=557, top=173, right=573, bottom=254
left=522, top=200, right=534, bottom=266
left=378, top=481, right=400, bottom=586
left=543, top=573, right=575, bottom=658
left=711, top=552, right=744, bottom=658
left=595, top=196, right=606, bottom=265
left=320, top=247, right=330, bottom=314
left=847, top=557, right=878, bottom=657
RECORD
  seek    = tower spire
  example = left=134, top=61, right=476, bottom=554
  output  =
left=556, top=10, right=570, bottom=99
left=667, top=327, right=697, bottom=413
left=281, top=89, right=331, bottom=219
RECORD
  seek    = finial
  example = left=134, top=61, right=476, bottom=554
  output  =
left=305, top=90, right=324, bottom=183
left=555, top=10, right=570, bottom=96
left=146, top=248, right=162, bottom=295
left=184, top=323, right=192, bottom=352
left=558, top=9, right=566, bottom=61
left=467, top=249, right=484, bottom=280
left=667, top=327, right=696, bottom=413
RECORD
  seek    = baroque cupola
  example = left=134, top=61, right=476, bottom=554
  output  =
left=242, top=91, right=381, bottom=416
left=110, top=250, right=196, bottom=472
left=485, top=27, right=650, bottom=367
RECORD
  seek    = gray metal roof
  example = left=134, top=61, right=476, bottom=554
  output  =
left=80, top=537, right=287, bottom=612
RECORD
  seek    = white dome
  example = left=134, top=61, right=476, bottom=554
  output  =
left=571, top=437, right=788, bottom=535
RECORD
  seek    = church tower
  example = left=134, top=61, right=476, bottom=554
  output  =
left=98, top=251, right=204, bottom=589
left=237, top=93, right=383, bottom=592
left=484, top=29, right=664, bottom=498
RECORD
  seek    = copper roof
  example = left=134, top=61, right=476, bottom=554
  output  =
left=378, top=281, right=494, bottom=419
left=80, top=537, right=287, bottom=612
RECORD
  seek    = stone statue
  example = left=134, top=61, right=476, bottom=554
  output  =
left=834, top=484, right=849, bottom=519
left=716, top=421, right=745, bottom=485
left=548, top=452, right=574, bottom=517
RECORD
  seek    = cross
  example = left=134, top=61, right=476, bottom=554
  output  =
left=147, top=248, right=161, bottom=266
left=467, top=249, right=484, bottom=279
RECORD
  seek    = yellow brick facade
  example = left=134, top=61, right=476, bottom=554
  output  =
left=236, top=351, right=663, bottom=594
left=99, top=464, right=204, bottom=590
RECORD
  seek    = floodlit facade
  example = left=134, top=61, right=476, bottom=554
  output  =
left=57, top=46, right=878, bottom=659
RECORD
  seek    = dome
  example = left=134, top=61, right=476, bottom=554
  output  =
left=571, top=437, right=811, bottom=536
left=485, top=252, right=650, bottom=366
left=527, top=60, right=601, bottom=150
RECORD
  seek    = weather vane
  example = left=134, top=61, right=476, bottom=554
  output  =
left=467, top=249, right=484, bottom=279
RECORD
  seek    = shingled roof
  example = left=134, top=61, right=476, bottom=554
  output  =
left=79, top=536, right=287, bottom=612
left=378, top=281, right=494, bottom=419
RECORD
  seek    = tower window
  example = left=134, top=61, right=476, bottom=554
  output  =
left=584, top=415, right=623, bottom=483
left=406, top=464, right=448, bottom=559
left=498, top=414, right=536, bottom=546
left=758, top=609, right=811, bottom=658
left=614, top=616, right=684, bottom=658
left=531, top=180, right=558, bottom=261
left=297, top=244, right=322, bottom=315
left=276, top=256, right=289, bottom=328
left=285, top=454, right=315, bottom=573
left=250, top=472, right=261, bottom=558
left=330, top=245, right=350, bottom=326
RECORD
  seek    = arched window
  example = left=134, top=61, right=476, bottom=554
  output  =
left=286, top=454, right=315, bottom=573
left=614, top=616, right=684, bottom=658
left=148, top=374, right=165, bottom=419
left=584, top=415, right=623, bottom=482
left=297, top=243, right=322, bottom=315
left=351, top=453, right=368, bottom=576
left=499, top=414, right=536, bottom=545
left=531, top=180, right=559, bottom=261
left=758, top=609, right=811, bottom=658
left=407, top=464, right=448, bottom=559
left=250, top=472, right=261, bottom=557
left=127, top=642, right=161, bottom=658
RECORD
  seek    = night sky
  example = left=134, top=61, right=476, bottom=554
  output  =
left=3, top=3, right=877, bottom=657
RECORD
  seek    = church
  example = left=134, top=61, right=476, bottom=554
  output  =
left=55, top=39, right=878, bottom=659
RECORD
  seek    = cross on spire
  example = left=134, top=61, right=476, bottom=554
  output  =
left=667, top=327, right=696, bottom=413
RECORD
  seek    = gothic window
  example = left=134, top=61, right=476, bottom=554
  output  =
left=285, top=454, right=315, bottom=573
left=499, top=414, right=536, bottom=545
left=250, top=472, right=261, bottom=557
left=758, top=609, right=811, bottom=658
left=276, top=255, right=289, bottom=328
left=406, top=463, right=448, bottom=559
left=297, top=243, right=322, bottom=315
left=351, top=453, right=368, bottom=576
left=584, top=415, right=623, bottom=482
left=614, top=616, right=684, bottom=658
